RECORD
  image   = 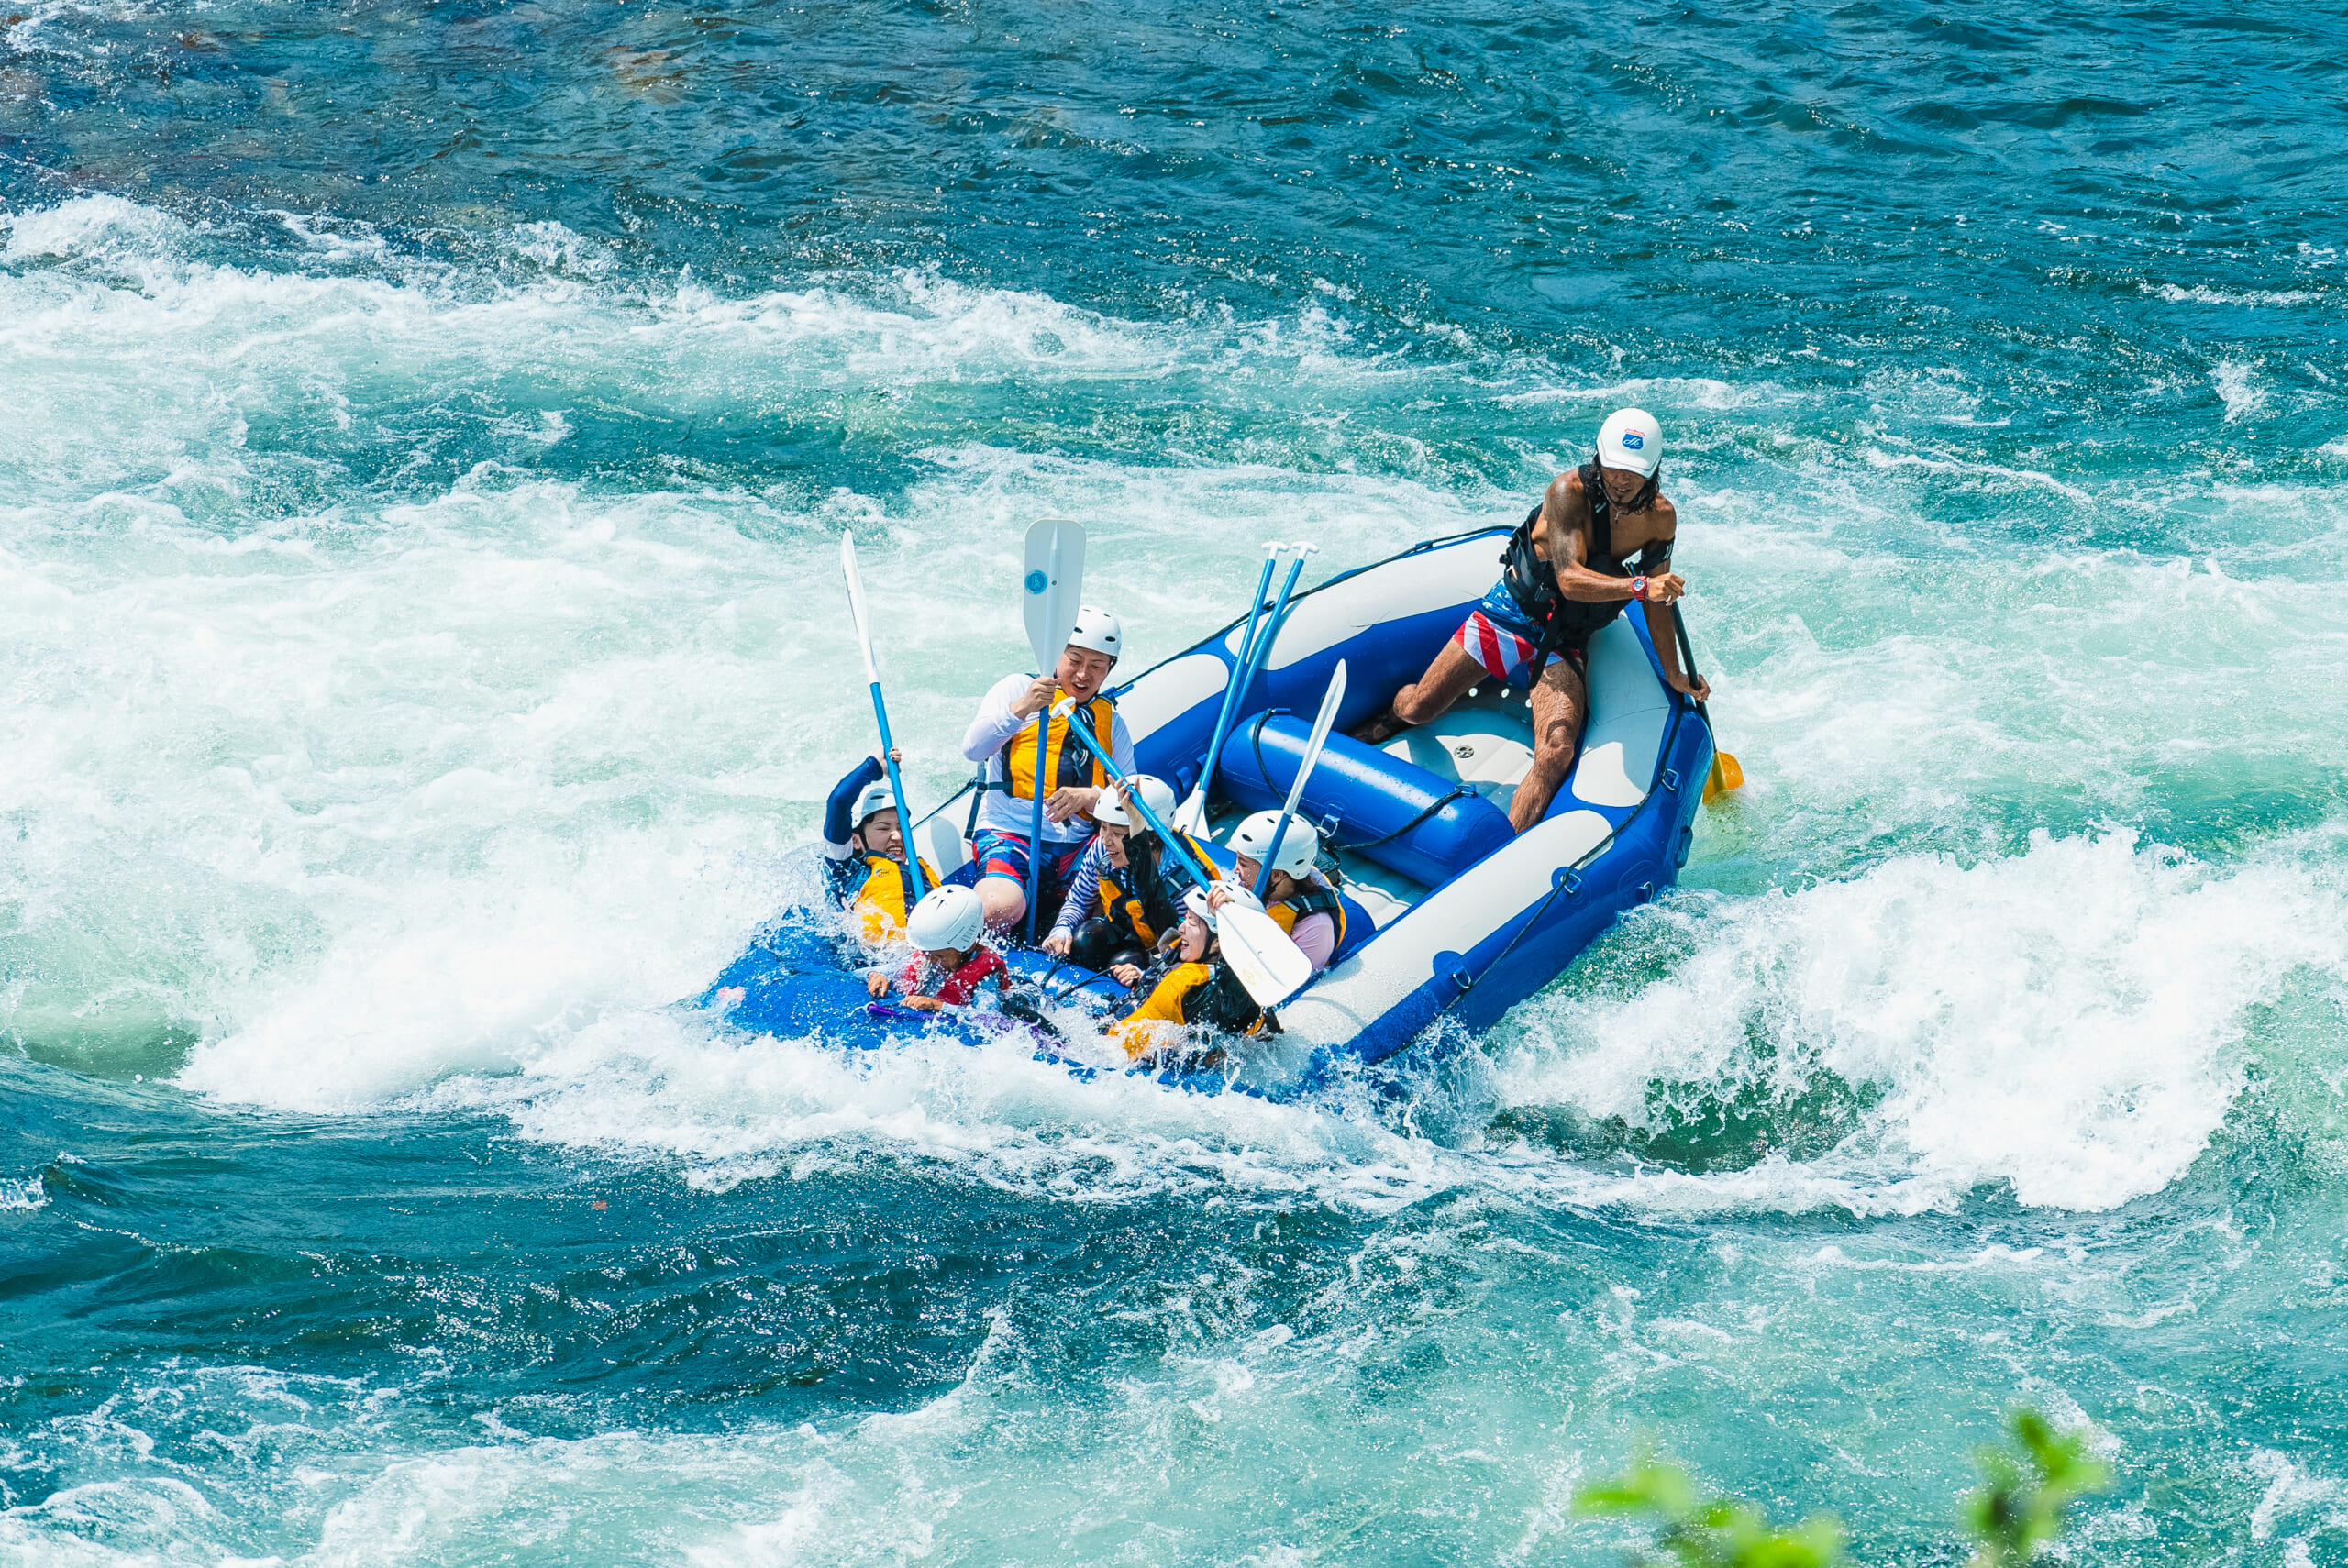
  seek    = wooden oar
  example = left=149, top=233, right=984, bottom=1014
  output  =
left=839, top=532, right=925, bottom=899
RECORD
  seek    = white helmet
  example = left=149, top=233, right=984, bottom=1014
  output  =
left=1091, top=773, right=1175, bottom=831
left=852, top=780, right=898, bottom=829
left=1182, top=880, right=1262, bottom=923
left=1596, top=408, right=1663, bottom=479
left=1227, top=811, right=1318, bottom=878
left=1066, top=605, right=1122, bottom=660
left=905, top=884, right=985, bottom=952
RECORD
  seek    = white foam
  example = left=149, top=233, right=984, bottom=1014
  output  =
left=2212, top=359, right=2267, bottom=421
left=1494, top=831, right=2348, bottom=1212
left=2147, top=283, right=2321, bottom=307
left=0, top=193, right=191, bottom=266
left=7, top=192, right=2348, bottom=1223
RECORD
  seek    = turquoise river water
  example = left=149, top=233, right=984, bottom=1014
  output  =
left=3, top=0, right=2346, bottom=1562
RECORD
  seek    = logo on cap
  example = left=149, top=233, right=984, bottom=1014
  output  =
left=1622, top=432, right=1645, bottom=449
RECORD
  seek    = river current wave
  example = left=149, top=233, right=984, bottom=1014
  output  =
left=5, top=1, right=2347, bottom=1562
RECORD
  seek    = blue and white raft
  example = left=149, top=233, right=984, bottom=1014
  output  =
left=703, top=525, right=1717, bottom=1083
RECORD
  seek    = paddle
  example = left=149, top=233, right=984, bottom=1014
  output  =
left=1020, top=518, right=1086, bottom=941
left=1668, top=602, right=1744, bottom=802
left=1240, top=542, right=1315, bottom=698
left=1051, top=696, right=1313, bottom=1010
left=1172, top=541, right=1284, bottom=836
left=1252, top=660, right=1346, bottom=901
left=1180, top=543, right=1317, bottom=836
left=839, top=531, right=925, bottom=900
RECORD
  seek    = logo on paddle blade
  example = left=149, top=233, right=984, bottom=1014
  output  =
left=1024, top=569, right=1047, bottom=594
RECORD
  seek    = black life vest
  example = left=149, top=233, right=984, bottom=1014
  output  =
left=1267, top=879, right=1347, bottom=959
left=1098, top=831, right=1209, bottom=947
left=1500, top=461, right=1666, bottom=654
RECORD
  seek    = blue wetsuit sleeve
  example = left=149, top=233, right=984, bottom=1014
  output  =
left=824, top=756, right=887, bottom=858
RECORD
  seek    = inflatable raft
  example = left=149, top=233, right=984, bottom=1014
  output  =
left=703, top=525, right=1717, bottom=1083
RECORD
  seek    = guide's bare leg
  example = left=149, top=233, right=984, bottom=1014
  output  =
left=1512, top=656, right=1588, bottom=833
left=1356, top=641, right=1484, bottom=745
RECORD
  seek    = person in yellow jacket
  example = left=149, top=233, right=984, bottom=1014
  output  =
left=958, top=606, right=1134, bottom=934
left=1218, top=811, right=1346, bottom=975
left=1110, top=886, right=1268, bottom=1067
left=1040, top=774, right=1214, bottom=980
left=820, top=750, right=939, bottom=944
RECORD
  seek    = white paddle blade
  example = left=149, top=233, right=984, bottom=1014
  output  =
left=840, top=532, right=880, bottom=683
left=1284, top=660, right=1346, bottom=812
left=922, top=814, right=970, bottom=875
left=1169, top=786, right=1208, bottom=837
left=1215, top=904, right=1314, bottom=1010
left=1022, top=517, right=1087, bottom=672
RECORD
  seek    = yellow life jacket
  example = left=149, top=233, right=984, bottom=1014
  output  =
left=851, top=855, right=941, bottom=943
left=1111, top=959, right=1265, bottom=1061
left=1267, top=879, right=1347, bottom=955
left=1112, top=961, right=1214, bottom=1061
left=1095, top=831, right=1213, bottom=947
left=1001, top=694, right=1114, bottom=801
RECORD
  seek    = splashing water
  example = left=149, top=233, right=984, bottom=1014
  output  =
left=6, top=0, right=2348, bottom=1562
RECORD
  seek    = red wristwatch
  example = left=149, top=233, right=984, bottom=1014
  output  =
left=1631, top=575, right=1649, bottom=602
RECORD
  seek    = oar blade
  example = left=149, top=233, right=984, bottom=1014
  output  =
left=1214, top=903, right=1315, bottom=1010
left=840, top=532, right=880, bottom=683
left=1289, top=659, right=1346, bottom=802
left=1170, top=786, right=1209, bottom=837
left=1022, top=517, right=1087, bottom=671
left=1703, top=748, right=1745, bottom=803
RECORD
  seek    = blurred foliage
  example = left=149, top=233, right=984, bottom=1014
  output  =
left=1575, top=1451, right=1844, bottom=1568
left=1575, top=1407, right=2110, bottom=1568
left=1964, top=1408, right=2112, bottom=1568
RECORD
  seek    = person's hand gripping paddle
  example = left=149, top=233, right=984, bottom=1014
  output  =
left=839, top=531, right=925, bottom=900
left=1020, top=518, right=1086, bottom=941
left=1050, top=697, right=1313, bottom=1010
left=1251, top=660, right=1346, bottom=901
left=1668, top=602, right=1744, bottom=802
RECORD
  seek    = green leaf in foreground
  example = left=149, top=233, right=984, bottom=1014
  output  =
left=1574, top=1451, right=1842, bottom=1568
left=1573, top=1407, right=2109, bottom=1568
left=1964, top=1408, right=2111, bottom=1568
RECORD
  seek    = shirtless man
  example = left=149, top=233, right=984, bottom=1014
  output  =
left=1356, top=408, right=1711, bottom=832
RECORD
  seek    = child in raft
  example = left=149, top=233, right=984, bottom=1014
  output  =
left=1109, top=885, right=1269, bottom=1066
left=823, top=748, right=940, bottom=944
left=866, top=885, right=1009, bottom=1015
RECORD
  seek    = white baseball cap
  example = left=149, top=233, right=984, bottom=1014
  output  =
left=1597, top=408, right=1663, bottom=479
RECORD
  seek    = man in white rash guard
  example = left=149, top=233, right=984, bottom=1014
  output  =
left=959, top=607, right=1136, bottom=935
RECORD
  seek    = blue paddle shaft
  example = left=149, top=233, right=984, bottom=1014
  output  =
left=869, top=680, right=926, bottom=900
left=1055, top=712, right=1216, bottom=890
left=1024, top=708, right=1047, bottom=940
left=1192, top=555, right=1281, bottom=804
left=1235, top=553, right=1308, bottom=716
left=1250, top=818, right=1290, bottom=901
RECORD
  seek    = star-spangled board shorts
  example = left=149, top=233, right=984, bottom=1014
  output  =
left=1453, top=579, right=1568, bottom=685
